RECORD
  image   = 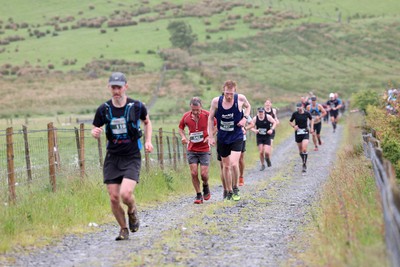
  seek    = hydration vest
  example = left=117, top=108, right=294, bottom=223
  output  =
left=309, top=104, right=321, bottom=117
left=103, top=100, right=143, bottom=149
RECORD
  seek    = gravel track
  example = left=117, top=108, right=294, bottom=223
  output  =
left=1, top=123, right=342, bottom=267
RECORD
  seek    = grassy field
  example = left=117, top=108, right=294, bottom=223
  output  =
left=0, top=0, right=398, bottom=118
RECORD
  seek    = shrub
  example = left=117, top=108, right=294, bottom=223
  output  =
left=352, top=89, right=380, bottom=114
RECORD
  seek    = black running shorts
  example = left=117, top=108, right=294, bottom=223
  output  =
left=103, top=152, right=141, bottom=184
left=217, top=139, right=243, bottom=158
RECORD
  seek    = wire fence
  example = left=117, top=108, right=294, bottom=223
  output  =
left=0, top=124, right=201, bottom=205
left=362, top=131, right=400, bottom=267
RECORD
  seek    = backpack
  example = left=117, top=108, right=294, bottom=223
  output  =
left=103, top=100, right=143, bottom=149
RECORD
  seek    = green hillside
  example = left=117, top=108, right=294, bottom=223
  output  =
left=0, top=0, right=399, bottom=118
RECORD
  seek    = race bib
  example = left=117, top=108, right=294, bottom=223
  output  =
left=110, top=117, right=128, bottom=135
left=258, top=128, right=267, bottom=135
left=220, top=121, right=234, bottom=131
left=330, top=103, right=335, bottom=109
left=296, top=128, right=308, bottom=135
left=189, top=131, right=204, bottom=143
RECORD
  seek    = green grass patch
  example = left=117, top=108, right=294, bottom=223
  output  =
left=290, top=112, right=387, bottom=266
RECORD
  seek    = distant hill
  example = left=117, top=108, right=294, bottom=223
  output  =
left=0, top=0, right=399, bottom=118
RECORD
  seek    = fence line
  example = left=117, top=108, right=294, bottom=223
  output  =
left=362, top=132, right=400, bottom=267
left=0, top=125, right=188, bottom=204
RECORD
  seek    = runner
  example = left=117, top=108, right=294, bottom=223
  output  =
left=238, top=113, right=253, bottom=186
left=326, top=93, right=342, bottom=133
left=306, top=96, right=327, bottom=151
left=264, top=99, right=279, bottom=153
left=208, top=80, right=251, bottom=201
left=179, top=97, right=216, bottom=204
left=289, top=102, right=314, bottom=173
left=91, top=72, right=153, bottom=241
left=248, top=107, right=277, bottom=170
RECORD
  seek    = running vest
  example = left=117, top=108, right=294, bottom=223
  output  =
left=255, top=114, right=271, bottom=135
left=309, top=104, right=321, bottom=119
left=215, top=94, right=243, bottom=144
left=264, top=108, right=276, bottom=119
left=103, top=99, right=143, bottom=149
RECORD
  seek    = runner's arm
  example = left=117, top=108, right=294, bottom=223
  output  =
left=142, top=114, right=154, bottom=153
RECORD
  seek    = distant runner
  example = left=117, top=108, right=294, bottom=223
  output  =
left=248, top=107, right=277, bottom=170
left=289, top=102, right=314, bottom=173
left=326, top=93, right=342, bottom=133
left=306, top=96, right=327, bottom=151
left=264, top=99, right=279, bottom=154
left=179, top=97, right=216, bottom=204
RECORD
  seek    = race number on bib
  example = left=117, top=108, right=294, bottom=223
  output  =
left=110, top=117, right=128, bottom=135
left=189, top=131, right=204, bottom=143
left=296, top=128, right=308, bottom=135
left=258, top=128, right=267, bottom=135
left=220, top=121, right=234, bottom=132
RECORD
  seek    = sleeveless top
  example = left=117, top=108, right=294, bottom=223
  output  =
left=215, top=94, right=244, bottom=144
left=255, top=114, right=271, bottom=136
left=309, top=104, right=321, bottom=119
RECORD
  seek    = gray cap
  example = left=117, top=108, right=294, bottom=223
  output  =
left=311, top=96, right=317, bottom=101
left=296, top=102, right=303, bottom=108
left=257, top=107, right=265, bottom=112
left=109, top=72, right=127, bottom=86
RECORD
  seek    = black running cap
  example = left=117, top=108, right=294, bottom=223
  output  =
left=109, top=72, right=127, bottom=86
left=311, top=96, right=317, bottom=101
left=257, top=107, right=265, bottom=112
left=296, top=102, right=302, bottom=108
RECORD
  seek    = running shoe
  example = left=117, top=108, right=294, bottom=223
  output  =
left=260, top=165, right=265, bottom=171
left=224, top=192, right=233, bottom=202
left=128, top=210, right=140, bottom=232
left=223, top=190, right=228, bottom=200
left=239, top=177, right=244, bottom=186
left=203, top=185, right=211, bottom=201
left=232, top=187, right=241, bottom=201
left=302, top=163, right=307, bottom=173
left=265, top=158, right=271, bottom=167
left=314, top=147, right=318, bottom=151
left=194, top=194, right=203, bottom=204
left=115, top=228, right=129, bottom=241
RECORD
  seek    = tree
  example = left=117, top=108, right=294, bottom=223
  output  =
left=167, top=21, right=197, bottom=50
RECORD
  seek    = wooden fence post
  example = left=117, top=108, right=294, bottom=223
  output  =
left=6, top=127, right=16, bottom=204
left=155, top=135, right=159, bottom=162
left=47, top=123, right=56, bottom=192
left=183, top=141, right=187, bottom=163
left=22, top=125, right=32, bottom=183
left=75, top=127, right=80, bottom=169
left=172, top=129, right=177, bottom=170
left=54, top=127, right=61, bottom=171
left=97, top=136, right=103, bottom=167
left=167, top=136, right=172, bottom=166
left=159, top=128, right=164, bottom=170
left=79, top=123, right=85, bottom=178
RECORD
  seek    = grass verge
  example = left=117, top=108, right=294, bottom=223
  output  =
left=288, top=112, right=388, bottom=266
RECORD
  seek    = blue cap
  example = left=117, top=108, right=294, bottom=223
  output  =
left=109, top=72, right=127, bottom=86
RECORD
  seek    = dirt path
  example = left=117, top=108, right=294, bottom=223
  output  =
left=2, top=123, right=342, bottom=267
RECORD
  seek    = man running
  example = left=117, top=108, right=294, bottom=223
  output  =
left=264, top=99, right=279, bottom=153
left=91, top=72, right=153, bottom=241
left=208, top=80, right=251, bottom=201
left=306, top=96, right=327, bottom=151
left=289, top=102, right=314, bottom=173
left=326, top=93, right=342, bottom=133
left=238, top=109, right=253, bottom=186
left=248, top=107, right=277, bottom=170
left=179, top=97, right=216, bottom=204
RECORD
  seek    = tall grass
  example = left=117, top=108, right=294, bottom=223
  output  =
left=291, top=112, right=387, bottom=266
